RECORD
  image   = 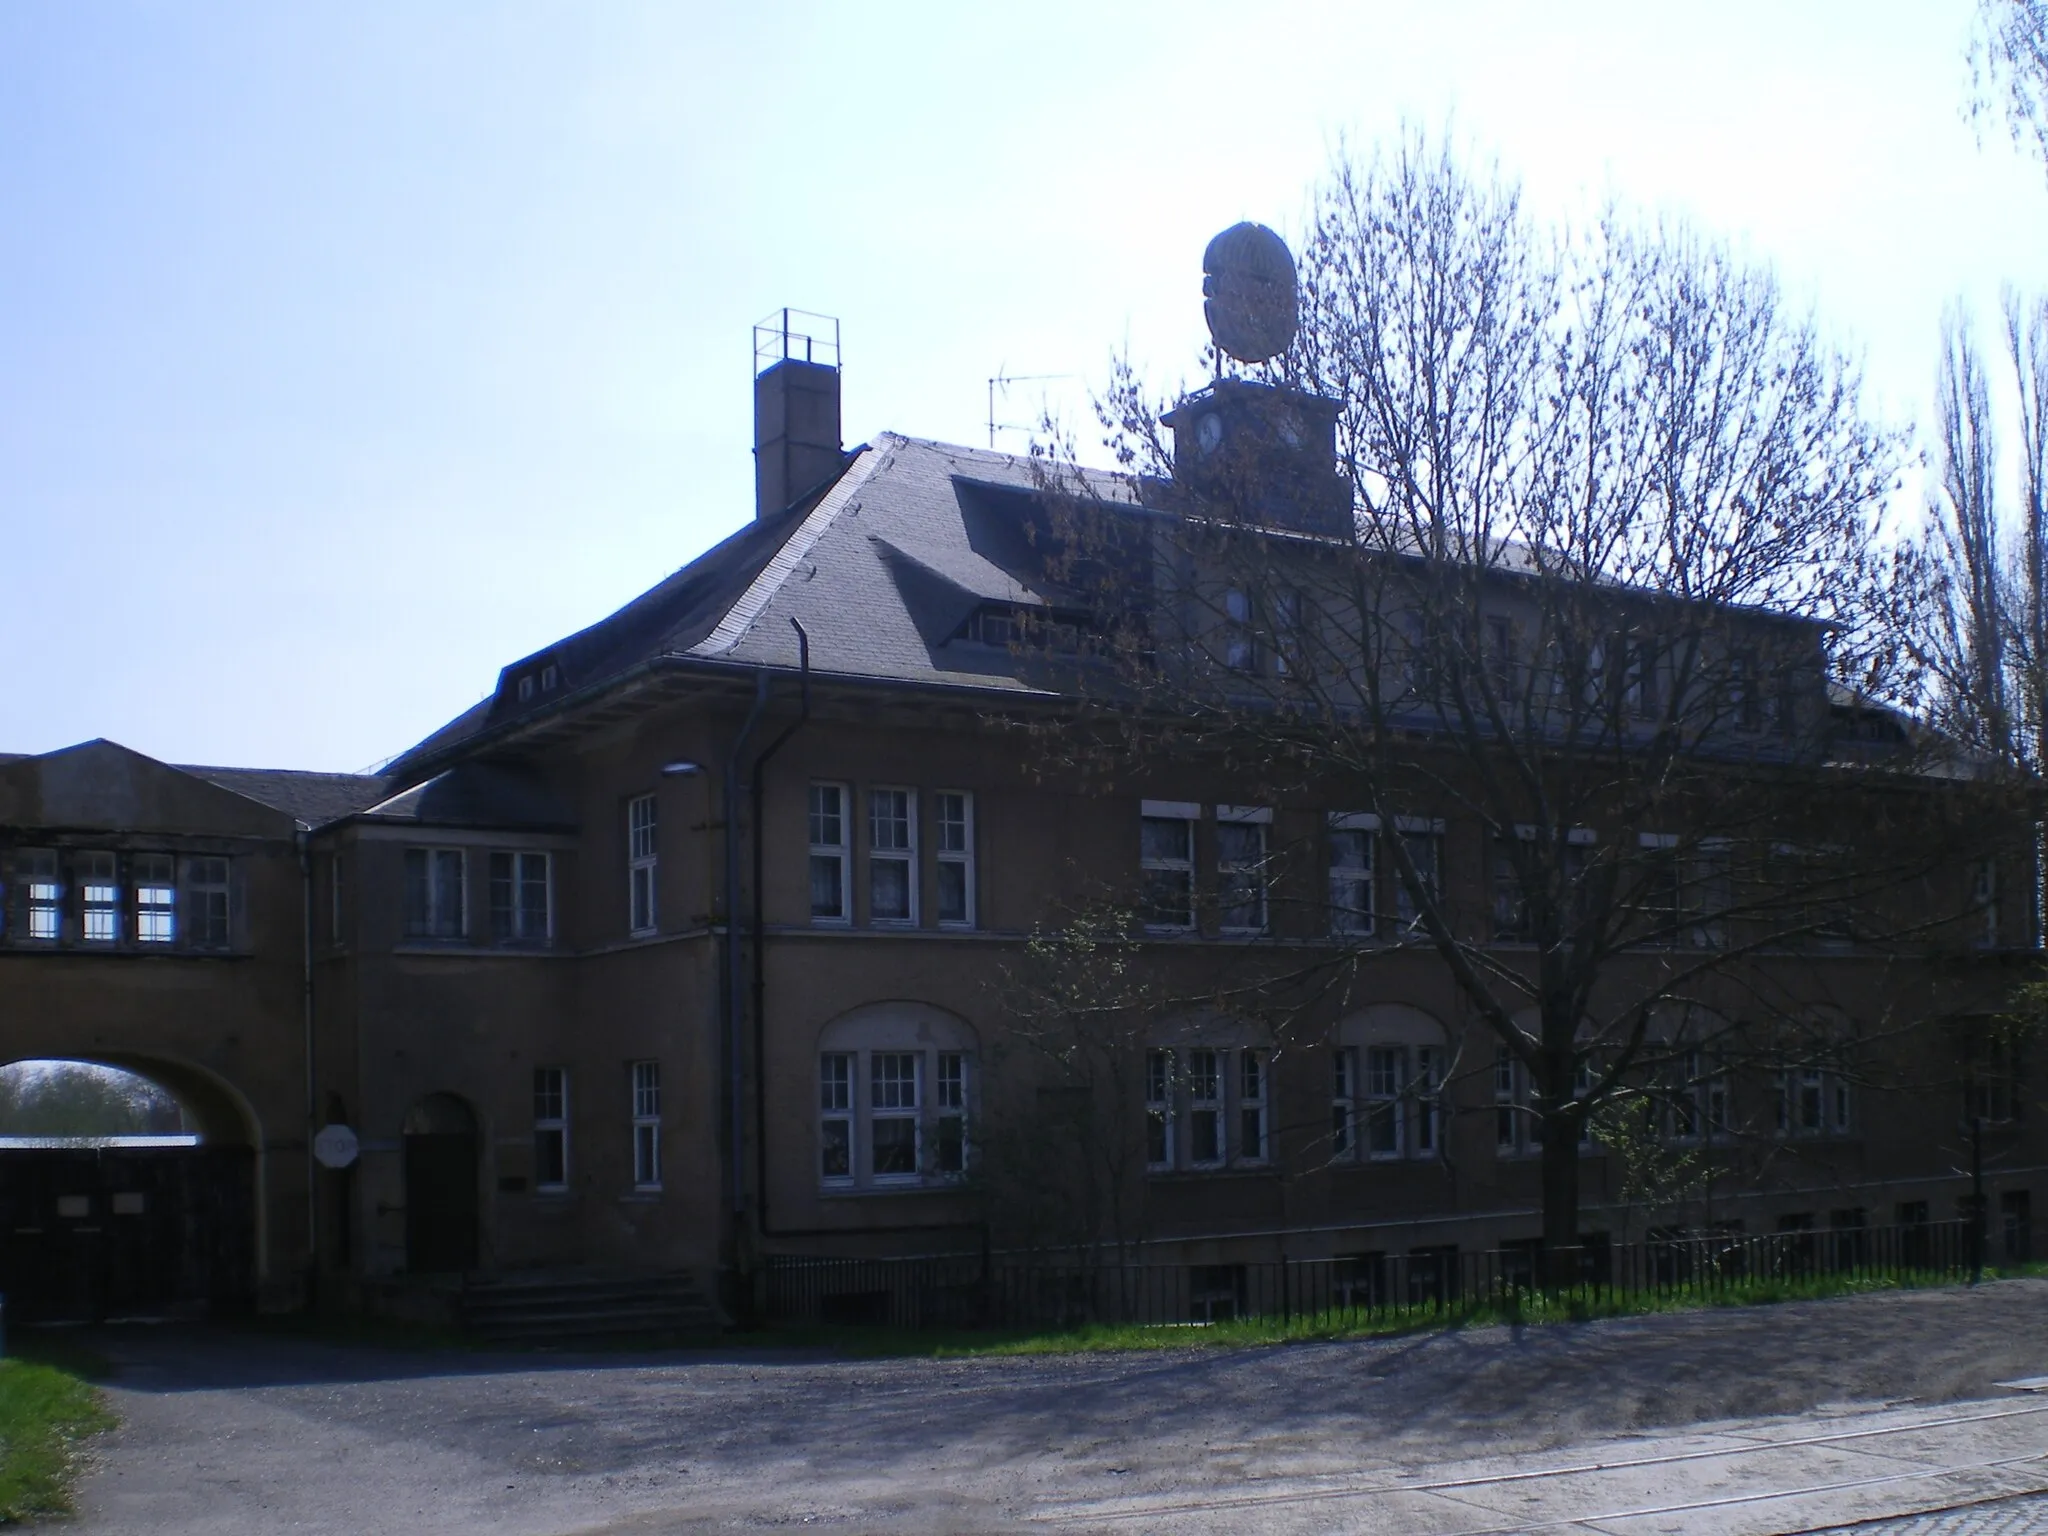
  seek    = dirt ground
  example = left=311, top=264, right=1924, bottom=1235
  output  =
left=67, top=1278, right=2048, bottom=1534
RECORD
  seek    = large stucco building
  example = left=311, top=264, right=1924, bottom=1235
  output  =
left=0, top=326, right=2036, bottom=1321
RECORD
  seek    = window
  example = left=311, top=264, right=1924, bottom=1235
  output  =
left=1496, top=1049, right=1524, bottom=1152
left=1972, top=859, right=1999, bottom=949
left=135, top=854, right=176, bottom=944
left=1777, top=1062, right=1852, bottom=1138
left=628, top=795, right=658, bottom=934
left=329, top=853, right=344, bottom=945
left=1636, top=834, right=1727, bottom=949
left=1329, top=814, right=1377, bottom=937
left=1366, top=1046, right=1406, bottom=1158
left=1140, top=801, right=1197, bottom=931
left=1663, top=1048, right=1728, bottom=1142
left=809, top=783, right=850, bottom=923
left=1492, top=840, right=1527, bottom=943
left=489, top=852, right=551, bottom=945
left=1332, top=1048, right=1355, bottom=1159
left=1485, top=615, right=1516, bottom=694
left=533, top=1067, right=568, bottom=1190
left=935, top=792, right=975, bottom=927
left=403, top=848, right=466, bottom=941
left=1629, top=636, right=1661, bottom=718
left=80, top=852, right=119, bottom=943
left=541, top=663, right=559, bottom=690
left=1413, top=1047, right=1442, bottom=1155
left=870, top=1052, right=921, bottom=1179
left=1273, top=588, right=1304, bottom=676
left=1216, top=806, right=1270, bottom=934
left=935, top=1052, right=967, bottom=1174
left=1145, top=1046, right=1269, bottom=1172
left=819, top=1053, right=853, bottom=1182
left=1238, top=1050, right=1268, bottom=1162
left=1187, top=1048, right=1225, bottom=1166
left=1730, top=652, right=1762, bottom=731
left=814, top=1015, right=975, bottom=1190
left=1393, top=818, right=1442, bottom=931
left=1223, top=587, right=1256, bottom=671
left=630, top=1061, right=661, bottom=1190
left=517, top=675, right=534, bottom=702
left=868, top=788, right=917, bottom=924
left=21, top=850, right=59, bottom=941
left=185, top=856, right=230, bottom=948
left=1146, top=1049, right=1175, bottom=1169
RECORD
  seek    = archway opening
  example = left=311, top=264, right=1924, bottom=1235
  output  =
left=0, top=1059, right=194, bottom=1143
left=402, top=1092, right=478, bottom=1275
left=0, top=1056, right=256, bottom=1321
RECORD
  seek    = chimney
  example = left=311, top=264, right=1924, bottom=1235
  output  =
left=753, top=309, right=843, bottom=521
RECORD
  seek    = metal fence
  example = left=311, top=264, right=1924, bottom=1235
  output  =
left=764, top=1218, right=2008, bottom=1332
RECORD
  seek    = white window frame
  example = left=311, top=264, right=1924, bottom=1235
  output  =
left=1140, top=800, right=1199, bottom=933
left=1223, top=586, right=1257, bottom=672
left=808, top=783, right=851, bottom=926
left=184, top=855, right=231, bottom=949
left=1393, top=816, right=1444, bottom=931
left=630, top=1060, right=661, bottom=1191
left=934, top=791, right=976, bottom=929
left=79, top=851, right=119, bottom=944
left=869, top=1050, right=923, bottom=1183
left=1145, top=1048, right=1176, bottom=1170
left=819, top=1052, right=854, bottom=1184
left=867, top=787, right=919, bottom=926
left=1331, top=1047, right=1357, bottom=1160
left=1186, top=1047, right=1227, bottom=1167
left=628, top=794, right=658, bottom=935
left=134, top=853, right=176, bottom=945
left=1215, top=805, right=1271, bottom=935
left=1364, top=1045, right=1407, bottom=1160
left=1237, top=1049, right=1268, bottom=1164
left=21, top=849, right=60, bottom=942
left=1328, top=812, right=1378, bottom=938
left=935, top=1051, right=968, bottom=1176
left=533, top=1066, right=569, bottom=1192
left=489, top=850, right=552, bottom=946
left=403, top=846, right=466, bottom=942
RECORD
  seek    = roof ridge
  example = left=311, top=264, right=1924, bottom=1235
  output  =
left=692, top=442, right=891, bottom=657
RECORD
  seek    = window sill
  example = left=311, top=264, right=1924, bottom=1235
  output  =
left=817, top=1180, right=971, bottom=1197
left=619, top=1190, right=663, bottom=1203
left=1146, top=1165, right=1278, bottom=1180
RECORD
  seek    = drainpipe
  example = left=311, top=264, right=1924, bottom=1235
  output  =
left=297, top=828, right=317, bottom=1307
left=750, top=620, right=812, bottom=1234
left=724, top=675, right=772, bottom=1222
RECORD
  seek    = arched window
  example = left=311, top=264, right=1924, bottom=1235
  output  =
left=1332, top=1005, right=1447, bottom=1163
left=1145, top=1014, right=1271, bottom=1172
left=816, top=1004, right=977, bottom=1190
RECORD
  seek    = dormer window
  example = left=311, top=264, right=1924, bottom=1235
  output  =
left=541, top=664, right=559, bottom=690
left=963, top=605, right=1102, bottom=656
left=517, top=675, right=535, bottom=702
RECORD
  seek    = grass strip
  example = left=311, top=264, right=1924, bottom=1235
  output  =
left=0, top=1354, right=114, bottom=1522
left=769, top=1262, right=2048, bottom=1359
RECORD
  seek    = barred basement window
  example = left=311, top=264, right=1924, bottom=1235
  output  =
left=630, top=1061, right=661, bottom=1190
left=533, top=1067, right=569, bottom=1190
left=134, top=853, right=176, bottom=944
left=80, top=852, right=119, bottom=943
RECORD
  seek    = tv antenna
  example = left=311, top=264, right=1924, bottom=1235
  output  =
left=986, top=371, right=1078, bottom=449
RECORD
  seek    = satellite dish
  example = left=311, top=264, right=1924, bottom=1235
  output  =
left=1202, top=222, right=1299, bottom=364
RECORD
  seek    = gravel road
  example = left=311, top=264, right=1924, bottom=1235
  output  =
left=68, top=1279, right=2048, bottom=1534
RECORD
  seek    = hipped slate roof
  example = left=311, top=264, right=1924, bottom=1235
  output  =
left=178, top=765, right=391, bottom=827
left=357, top=761, right=575, bottom=831
left=388, top=436, right=1145, bottom=777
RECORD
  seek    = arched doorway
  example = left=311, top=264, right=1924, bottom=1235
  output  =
left=0, top=1056, right=258, bottom=1322
left=402, top=1093, right=477, bottom=1274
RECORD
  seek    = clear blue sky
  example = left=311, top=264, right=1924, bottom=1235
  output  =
left=4, top=2, right=2044, bottom=771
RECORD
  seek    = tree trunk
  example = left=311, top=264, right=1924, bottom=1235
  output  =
left=1540, top=1105, right=1582, bottom=1292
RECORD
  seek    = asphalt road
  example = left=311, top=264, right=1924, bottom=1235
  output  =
left=65, top=1278, right=2048, bottom=1534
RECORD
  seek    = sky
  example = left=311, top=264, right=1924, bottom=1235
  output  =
left=4, top=1, right=2047, bottom=772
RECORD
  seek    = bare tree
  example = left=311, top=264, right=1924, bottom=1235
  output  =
left=1029, top=132, right=1992, bottom=1278
left=1974, top=0, right=2048, bottom=178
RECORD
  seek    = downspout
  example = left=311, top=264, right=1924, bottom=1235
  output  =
left=297, top=828, right=317, bottom=1307
left=750, top=619, right=812, bottom=1235
left=724, top=674, right=773, bottom=1222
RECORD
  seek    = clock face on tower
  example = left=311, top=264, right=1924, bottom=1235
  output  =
left=1196, top=411, right=1225, bottom=456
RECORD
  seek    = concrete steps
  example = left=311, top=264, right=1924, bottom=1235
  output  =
left=456, top=1270, right=719, bottom=1342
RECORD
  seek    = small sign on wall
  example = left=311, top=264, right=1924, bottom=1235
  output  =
left=313, top=1125, right=360, bottom=1170
left=111, top=1193, right=146, bottom=1216
left=55, top=1196, right=89, bottom=1219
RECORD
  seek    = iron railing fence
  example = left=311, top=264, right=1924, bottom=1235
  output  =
left=764, top=1219, right=2006, bottom=1331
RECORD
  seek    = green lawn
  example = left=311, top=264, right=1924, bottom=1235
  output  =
left=0, top=1349, right=113, bottom=1523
